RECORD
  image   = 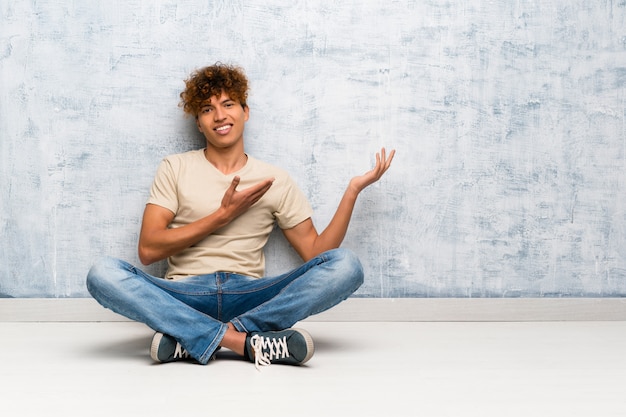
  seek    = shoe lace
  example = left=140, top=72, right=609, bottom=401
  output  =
left=174, top=343, right=189, bottom=360
left=250, top=334, right=289, bottom=370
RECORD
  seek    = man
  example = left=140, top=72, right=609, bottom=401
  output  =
left=87, top=63, right=394, bottom=369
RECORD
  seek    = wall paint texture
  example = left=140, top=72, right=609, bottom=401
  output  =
left=1, top=1, right=625, bottom=298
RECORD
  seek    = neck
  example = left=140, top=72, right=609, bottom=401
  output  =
left=203, top=147, right=248, bottom=174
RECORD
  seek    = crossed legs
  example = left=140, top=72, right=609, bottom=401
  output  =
left=87, top=248, right=363, bottom=366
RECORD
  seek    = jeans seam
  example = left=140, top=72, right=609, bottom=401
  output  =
left=230, top=318, right=247, bottom=333
left=217, top=273, right=224, bottom=322
left=221, top=257, right=324, bottom=295
left=199, top=322, right=228, bottom=364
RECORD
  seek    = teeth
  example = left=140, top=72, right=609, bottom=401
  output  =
left=216, top=125, right=230, bottom=131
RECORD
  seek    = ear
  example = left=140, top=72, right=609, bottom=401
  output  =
left=243, top=105, right=250, bottom=122
left=196, top=116, right=202, bottom=132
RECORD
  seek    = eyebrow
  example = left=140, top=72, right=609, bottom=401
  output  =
left=200, top=95, right=236, bottom=110
left=202, top=98, right=234, bottom=107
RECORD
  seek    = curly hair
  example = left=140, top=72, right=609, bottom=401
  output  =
left=180, top=63, right=249, bottom=116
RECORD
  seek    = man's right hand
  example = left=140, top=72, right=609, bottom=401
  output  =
left=138, top=176, right=274, bottom=265
left=219, top=176, right=275, bottom=222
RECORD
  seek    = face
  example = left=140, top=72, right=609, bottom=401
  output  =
left=196, top=91, right=249, bottom=150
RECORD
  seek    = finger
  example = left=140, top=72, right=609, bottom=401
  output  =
left=247, top=177, right=275, bottom=194
left=246, top=186, right=273, bottom=207
left=370, top=150, right=382, bottom=173
left=241, top=178, right=275, bottom=202
left=378, top=148, right=394, bottom=169
left=223, top=176, right=241, bottom=200
left=373, top=148, right=394, bottom=179
left=229, top=176, right=241, bottom=190
left=248, top=183, right=272, bottom=200
left=374, top=149, right=386, bottom=174
left=383, top=149, right=395, bottom=169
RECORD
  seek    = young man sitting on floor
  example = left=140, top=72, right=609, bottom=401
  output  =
left=87, top=63, right=395, bottom=368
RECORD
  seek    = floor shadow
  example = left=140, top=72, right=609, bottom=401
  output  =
left=85, top=334, right=153, bottom=362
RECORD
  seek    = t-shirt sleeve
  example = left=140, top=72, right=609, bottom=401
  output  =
left=274, top=175, right=314, bottom=229
left=147, top=158, right=178, bottom=215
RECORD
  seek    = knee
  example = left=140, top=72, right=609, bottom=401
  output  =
left=86, top=257, right=126, bottom=297
left=326, top=248, right=364, bottom=291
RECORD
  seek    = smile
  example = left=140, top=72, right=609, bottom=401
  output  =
left=215, top=124, right=232, bottom=132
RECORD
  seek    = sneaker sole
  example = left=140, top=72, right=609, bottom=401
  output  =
left=292, top=328, right=315, bottom=365
left=150, top=332, right=218, bottom=364
left=150, top=332, right=165, bottom=362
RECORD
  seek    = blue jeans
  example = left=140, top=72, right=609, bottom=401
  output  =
left=86, top=248, right=363, bottom=364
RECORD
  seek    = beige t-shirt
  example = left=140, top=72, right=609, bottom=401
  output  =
left=147, top=149, right=313, bottom=280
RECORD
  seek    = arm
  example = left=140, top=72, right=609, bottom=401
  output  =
left=138, top=175, right=274, bottom=265
left=283, top=148, right=395, bottom=261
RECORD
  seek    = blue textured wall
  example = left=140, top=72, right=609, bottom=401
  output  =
left=1, top=1, right=625, bottom=298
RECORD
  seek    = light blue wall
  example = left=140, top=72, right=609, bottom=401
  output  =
left=1, top=1, right=625, bottom=298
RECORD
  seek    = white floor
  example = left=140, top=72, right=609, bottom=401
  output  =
left=1, top=321, right=626, bottom=417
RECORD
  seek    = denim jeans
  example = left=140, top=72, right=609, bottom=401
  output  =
left=86, top=248, right=363, bottom=364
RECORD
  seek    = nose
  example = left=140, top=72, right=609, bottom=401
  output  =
left=213, top=107, right=226, bottom=121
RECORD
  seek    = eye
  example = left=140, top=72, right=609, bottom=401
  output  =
left=201, top=107, right=212, bottom=113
